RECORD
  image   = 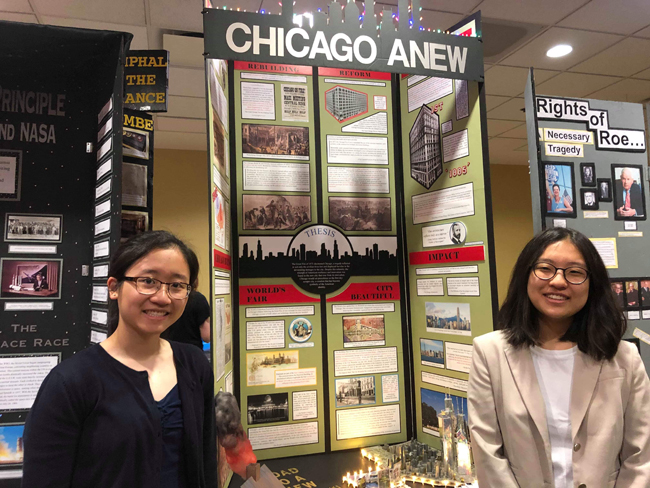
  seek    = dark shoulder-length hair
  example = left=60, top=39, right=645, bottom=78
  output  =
left=107, top=230, right=199, bottom=334
left=498, top=227, right=625, bottom=361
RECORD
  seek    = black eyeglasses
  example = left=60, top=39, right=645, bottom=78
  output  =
left=532, top=263, right=589, bottom=285
left=123, top=277, right=191, bottom=300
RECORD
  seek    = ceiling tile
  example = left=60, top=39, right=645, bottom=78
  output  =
left=488, top=137, right=529, bottom=165
left=499, top=27, right=623, bottom=71
left=482, top=19, right=545, bottom=64
left=169, top=67, right=206, bottom=98
left=473, top=0, right=589, bottom=25
left=632, top=68, right=650, bottom=80
left=0, top=0, right=32, bottom=13
left=420, top=0, right=482, bottom=15
left=535, top=73, right=621, bottom=98
left=558, top=0, right=650, bottom=35
left=166, top=95, right=207, bottom=119
left=420, top=10, right=463, bottom=32
left=487, top=98, right=526, bottom=121
left=40, top=16, right=149, bottom=50
left=569, top=38, right=650, bottom=77
left=155, top=131, right=207, bottom=151
left=164, top=34, right=204, bottom=69
left=484, top=66, right=558, bottom=97
left=32, top=0, right=145, bottom=25
left=499, top=126, right=528, bottom=139
left=150, top=0, right=216, bottom=32
left=0, top=11, right=37, bottom=22
left=633, top=25, right=650, bottom=39
left=487, top=120, right=523, bottom=137
left=586, top=78, right=650, bottom=103
left=156, top=117, right=207, bottom=133
left=486, top=95, right=511, bottom=111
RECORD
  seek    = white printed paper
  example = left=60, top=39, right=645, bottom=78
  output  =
left=441, top=120, right=453, bottom=134
left=447, top=277, right=480, bottom=296
left=292, top=390, right=318, bottom=420
left=97, top=158, right=112, bottom=181
left=90, top=330, right=107, bottom=343
left=628, top=311, right=640, bottom=320
left=4, top=302, right=53, bottom=311
left=243, top=161, right=310, bottom=192
left=408, top=77, right=453, bottom=112
left=91, top=309, right=108, bottom=325
left=92, top=286, right=108, bottom=303
left=246, top=305, right=315, bottom=318
left=281, top=84, right=309, bottom=122
left=454, top=79, right=469, bottom=119
left=213, top=165, right=231, bottom=196
left=374, top=96, right=387, bottom=110
left=249, top=422, right=319, bottom=450
left=381, top=374, right=400, bottom=403
left=415, top=265, right=478, bottom=275
left=246, top=320, right=285, bottom=350
left=0, top=155, right=18, bottom=195
left=7, top=245, right=56, bottom=254
left=413, top=182, right=474, bottom=224
left=275, top=368, right=317, bottom=388
left=633, top=327, right=650, bottom=345
left=336, top=404, right=400, bottom=440
left=241, top=82, right=276, bottom=120
left=331, top=303, right=395, bottom=314
left=326, top=135, right=388, bottom=165
left=327, top=167, right=389, bottom=193
left=241, top=72, right=307, bottom=83
left=95, top=200, right=111, bottom=218
left=98, top=97, right=113, bottom=123
left=93, top=264, right=109, bottom=278
left=334, top=347, right=398, bottom=376
left=422, top=222, right=467, bottom=248
left=443, top=129, right=469, bottom=163
left=445, top=342, right=472, bottom=374
left=0, top=355, right=59, bottom=410
left=94, top=218, right=110, bottom=236
left=93, top=240, right=109, bottom=258
left=341, top=112, right=388, bottom=135
left=95, top=179, right=111, bottom=200
left=589, top=238, right=618, bottom=268
left=421, top=371, right=468, bottom=392
left=416, top=278, right=444, bottom=296
left=97, top=117, right=113, bottom=142
left=96, top=136, right=112, bottom=162
left=214, top=279, right=231, bottom=295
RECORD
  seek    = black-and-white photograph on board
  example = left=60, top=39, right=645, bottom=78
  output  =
left=580, top=162, right=596, bottom=187
left=581, top=189, right=598, bottom=211
left=5, top=214, right=62, bottom=242
left=597, top=178, right=612, bottom=202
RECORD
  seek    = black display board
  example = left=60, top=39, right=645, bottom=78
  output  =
left=0, top=22, right=131, bottom=483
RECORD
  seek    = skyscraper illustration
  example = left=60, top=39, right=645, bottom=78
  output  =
left=410, top=104, right=442, bottom=189
left=325, top=86, right=368, bottom=121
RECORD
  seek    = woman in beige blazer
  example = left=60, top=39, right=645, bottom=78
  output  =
left=468, top=228, right=650, bottom=488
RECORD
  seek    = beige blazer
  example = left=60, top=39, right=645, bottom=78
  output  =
left=468, top=330, right=650, bottom=488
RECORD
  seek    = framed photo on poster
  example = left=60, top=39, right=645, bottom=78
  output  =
left=612, top=164, right=646, bottom=221
left=5, top=214, right=63, bottom=243
left=624, top=280, right=640, bottom=310
left=0, top=258, right=63, bottom=299
left=610, top=280, right=625, bottom=310
left=597, top=178, right=612, bottom=202
left=580, top=189, right=598, bottom=211
left=580, top=162, right=596, bottom=187
left=640, top=279, right=650, bottom=309
left=543, top=162, right=576, bottom=219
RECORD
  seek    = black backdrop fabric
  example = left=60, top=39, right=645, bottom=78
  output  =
left=0, top=22, right=131, bottom=484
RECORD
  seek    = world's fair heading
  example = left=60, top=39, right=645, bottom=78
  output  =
left=124, top=50, right=169, bottom=112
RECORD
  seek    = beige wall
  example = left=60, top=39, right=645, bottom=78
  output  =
left=489, top=164, right=535, bottom=305
left=152, top=148, right=211, bottom=295
left=151, top=150, right=535, bottom=309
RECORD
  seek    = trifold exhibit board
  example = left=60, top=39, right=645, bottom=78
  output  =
left=524, top=69, right=650, bottom=372
left=203, top=0, right=498, bottom=467
left=0, top=22, right=131, bottom=481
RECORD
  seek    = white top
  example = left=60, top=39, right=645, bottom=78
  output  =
left=531, top=345, right=577, bottom=488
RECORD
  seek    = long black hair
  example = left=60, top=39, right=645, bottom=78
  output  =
left=498, top=227, right=625, bottom=361
left=107, top=231, right=200, bottom=334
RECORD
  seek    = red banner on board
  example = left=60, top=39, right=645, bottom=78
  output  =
left=239, top=284, right=319, bottom=305
left=409, top=245, right=485, bottom=265
left=327, top=282, right=400, bottom=302
left=234, top=61, right=312, bottom=75
left=318, top=67, right=391, bottom=80
left=213, top=249, right=232, bottom=270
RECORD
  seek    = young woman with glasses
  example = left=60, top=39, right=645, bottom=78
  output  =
left=468, top=227, right=650, bottom=488
left=22, top=231, right=216, bottom=488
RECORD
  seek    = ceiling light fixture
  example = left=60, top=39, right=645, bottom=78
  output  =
left=546, top=44, right=573, bottom=58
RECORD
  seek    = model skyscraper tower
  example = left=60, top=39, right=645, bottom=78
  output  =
left=437, top=392, right=457, bottom=478
left=410, top=105, right=442, bottom=189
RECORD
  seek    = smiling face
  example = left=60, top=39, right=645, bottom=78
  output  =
left=108, top=247, right=190, bottom=337
left=527, top=239, right=589, bottom=329
left=553, top=185, right=560, bottom=199
left=621, top=169, right=634, bottom=191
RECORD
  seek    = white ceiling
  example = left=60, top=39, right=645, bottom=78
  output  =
left=2, top=0, right=650, bottom=165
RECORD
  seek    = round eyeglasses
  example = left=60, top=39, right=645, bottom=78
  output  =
left=532, top=263, right=589, bottom=285
left=123, top=277, right=191, bottom=299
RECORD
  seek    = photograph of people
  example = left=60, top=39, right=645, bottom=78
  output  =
left=614, top=166, right=645, bottom=218
left=22, top=231, right=216, bottom=488
left=641, top=280, right=650, bottom=308
left=611, top=281, right=625, bottom=309
left=580, top=163, right=595, bottom=186
left=580, top=190, right=597, bottom=210
left=449, top=222, right=465, bottom=245
left=598, top=179, right=611, bottom=201
left=545, top=165, right=574, bottom=215
left=468, top=227, right=650, bottom=488
left=33, top=272, right=48, bottom=291
left=626, top=280, right=639, bottom=308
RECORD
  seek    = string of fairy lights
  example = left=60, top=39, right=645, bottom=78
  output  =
left=208, top=1, right=479, bottom=37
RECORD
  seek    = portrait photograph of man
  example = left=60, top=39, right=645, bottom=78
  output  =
left=597, top=178, right=612, bottom=202
left=641, top=280, right=650, bottom=308
left=611, top=281, right=625, bottom=309
left=581, top=189, right=598, bottom=210
left=449, top=221, right=466, bottom=245
left=625, top=280, right=640, bottom=309
left=612, top=165, right=646, bottom=220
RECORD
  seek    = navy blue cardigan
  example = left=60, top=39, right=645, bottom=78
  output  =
left=22, top=342, right=216, bottom=488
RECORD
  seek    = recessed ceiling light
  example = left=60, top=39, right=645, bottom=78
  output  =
left=546, top=44, right=573, bottom=58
